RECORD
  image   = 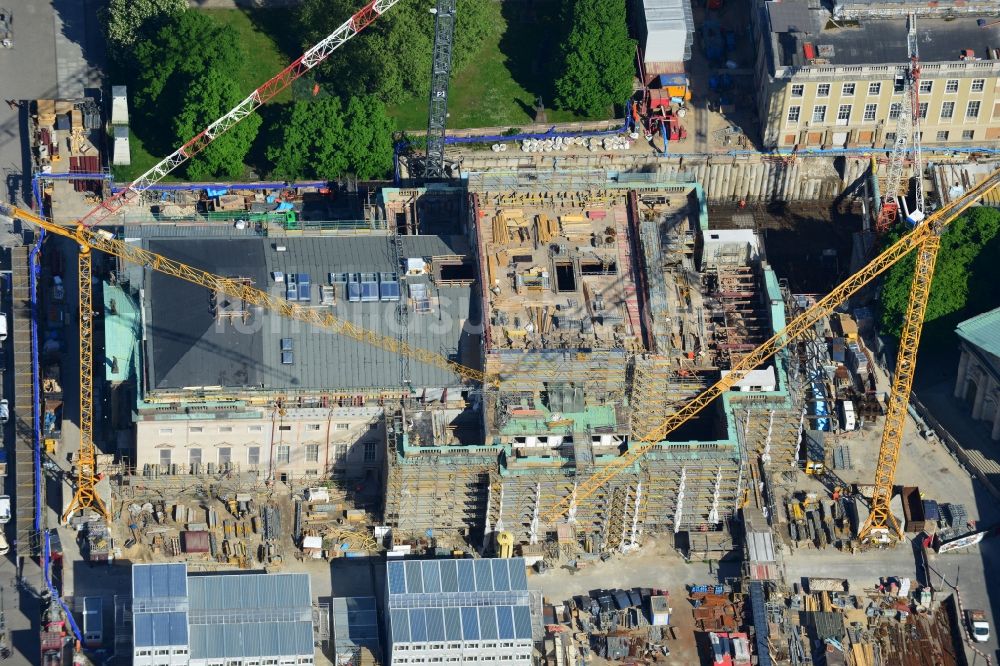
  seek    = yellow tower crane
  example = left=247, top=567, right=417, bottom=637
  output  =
left=61, top=248, right=108, bottom=521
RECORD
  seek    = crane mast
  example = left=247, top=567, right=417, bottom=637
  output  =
left=424, top=0, right=457, bottom=179
left=877, top=13, right=923, bottom=232
left=77, top=0, right=404, bottom=227
left=62, top=249, right=108, bottom=522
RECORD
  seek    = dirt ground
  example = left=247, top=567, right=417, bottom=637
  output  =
left=528, top=538, right=728, bottom=664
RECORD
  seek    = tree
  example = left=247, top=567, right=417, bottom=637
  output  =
left=129, top=12, right=242, bottom=154
left=266, top=97, right=395, bottom=180
left=879, top=207, right=1000, bottom=338
left=342, top=97, right=395, bottom=180
left=553, top=0, right=635, bottom=117
left=266, top=98, right=349, bottom=180
left=296, top=0, right=501, bottom=106
left=173, top=68, right=262, bottom=181
left=103, top=0, right=186, bottom=50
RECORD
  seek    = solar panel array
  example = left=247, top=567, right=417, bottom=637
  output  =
left=387, top=559, right=533, bottom=646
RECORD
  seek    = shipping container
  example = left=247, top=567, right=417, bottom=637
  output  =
left=901, top=486, right=928, bottom=533
left=181, top=530, right=210, bottom=553
left=82, top=597, right=102, bottom=648
left=650, top=595, right=671, bottom=626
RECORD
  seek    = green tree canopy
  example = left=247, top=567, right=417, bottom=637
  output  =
left=553, top=0, right=635, bottom=117
left=296, top=0, right=502, bottom=106
left=103, top=0, right=187, bottom=51
left=173, top=68, right=263, bottom=181
left=879, top=206, right=1000, bottom=339
left=266, top=96, right=395, bottom=180
left=266, top=98, right=349, bottom=180
left=342, top=97, right=395, bottom=180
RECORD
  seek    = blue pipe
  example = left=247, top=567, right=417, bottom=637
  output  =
left=110, top=180, right=327, bottom=193
left=29, top=175, right=84, bottom=643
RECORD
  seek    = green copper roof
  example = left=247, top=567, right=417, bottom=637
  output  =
left=956, top=306, right=1000, bottom=358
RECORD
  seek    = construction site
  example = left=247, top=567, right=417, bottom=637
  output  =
left=4, top=0, right=1000, bottom=662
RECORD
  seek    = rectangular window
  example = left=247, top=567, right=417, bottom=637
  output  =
left=189, top=448, right=202, bottom=465
left=219, top=426, right=233, bottom=433
left=889, top=102, right=901, bottom=120
left=336, top=423, right=350, bottom=430
left=816, top=84, right=830, bottom=97
left=787, top=106, right=801, bottom=124
left=276, top=445, right=290, bottom=464
left=885, top=132, right=897, bottom=143
left=963, top=129, right=975, bottom=140
left=841, top=82, right=855, bottom=96
left=249, top=425, right=263, bottom=433
left=364, top=441, right=377, bottom=462
left=248, top=447, right=260, bottom=466
left=190, top=426, right=203, bottom=434
left=918, top=102, right=928, bottom=119
left=945, top=79, right=959, bottom=93
left=971, top=78, right=985, bottom=93
left=159, top=449, right=171, bottom=467
left=159, top=427, right=173, bottom=435
left=335, top=444, right=348, bottom=463
left=306, top=424, right=322, bottom=431
left=219, top=447, right=231, bottom=465
left=919, top=80, right=932, bottom=94
left=837, top=104, right=851, bottom=123
left=812, top=105, right=827, bottom=123
left=863, top=103, right=877, bottom=121
left=791, top=84, right=804, bottom=97
left=306, top=444, right=320, bottom=462
left=279, top=425, right=292, bottom=431
left=941, top=101, right=955, bottom=119
left=967, top=100, right=981, bottom=119
left=867, top=82, right=881, bottom=96
left=936, top=130, right=949, bottom=141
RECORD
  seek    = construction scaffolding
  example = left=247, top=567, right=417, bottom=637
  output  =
left=12, top=244, right=40, bottom=557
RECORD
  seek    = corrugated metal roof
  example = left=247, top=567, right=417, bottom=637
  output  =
left=386, top=559, right=534, bottom=647
left=132, top=563, right=188, bottom=601
left=957, top=306, right=1000, bottom=359
left=745, top=530, right=776, bottom=563
left=186, top=572, right=314, bottom=659
left=142, top=236, right=475, bottom=392
left=133, top=611, right=189, bottom=648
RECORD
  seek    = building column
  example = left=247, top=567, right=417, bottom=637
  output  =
left=972, top=375, right=991, bottom=420
left=955, top=349, right=971, bottom=398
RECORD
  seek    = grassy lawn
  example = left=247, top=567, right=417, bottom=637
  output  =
left=388, top=12, right=594, bottom=131
left=200, top=9, right=294, bottom=104
left=112, top=128, right=180, bottom=184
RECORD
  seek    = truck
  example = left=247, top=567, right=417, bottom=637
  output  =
left=967, top=609, right=990, bottom=643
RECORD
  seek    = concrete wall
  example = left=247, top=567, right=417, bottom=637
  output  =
left=135, top=406, right=385, bottom=481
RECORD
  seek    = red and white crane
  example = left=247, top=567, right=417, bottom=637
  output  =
left=78, top=0, right=403, bottom=226
left=877, top=13, right=924, bottom=232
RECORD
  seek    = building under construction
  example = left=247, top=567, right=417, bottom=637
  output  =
left=382, top=172, right=807, bottom=554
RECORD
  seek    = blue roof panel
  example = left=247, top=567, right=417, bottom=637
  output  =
left=491, top=559, right=510, bottom=591
left=509, top=560, right=528, bottom=591
left=405, top=561, right=423, bottom=594
left=460, top=607, right=480, bottom=641
left=457, top=560, right=475, bottom=592
left=422, top=561, right=442, bottom=594
left=443, top=607, right=463, bottom=641
left=497, top=605, right=515, bottom=640
left=513, top=606, right=532, bottom=639
left=440, top=559, right=459, bottom=593
left=390, top=609, right=410, bottom=644
left=425, top=607, right=445, bottom=642
left=387, top=562, right=406, bottom=594
left=409, top=608, right=428, bottom=643
left=478, top=606, right=498, bottom=640
left=474, top=559, right=494, bottom=591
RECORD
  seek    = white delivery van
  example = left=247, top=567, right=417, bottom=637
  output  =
left=0, top=496, right=9, bottom=523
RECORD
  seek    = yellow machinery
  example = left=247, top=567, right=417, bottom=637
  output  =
left=496, top=531, right=514, bottom=558
left=3, top=164, right=999, bottom=539
left=62, top=249, right=108, bottom=522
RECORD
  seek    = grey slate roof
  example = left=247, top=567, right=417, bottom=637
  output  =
left=773, top=11, right=997, bottom=67
left=141, top=235, right=478, bottom=392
